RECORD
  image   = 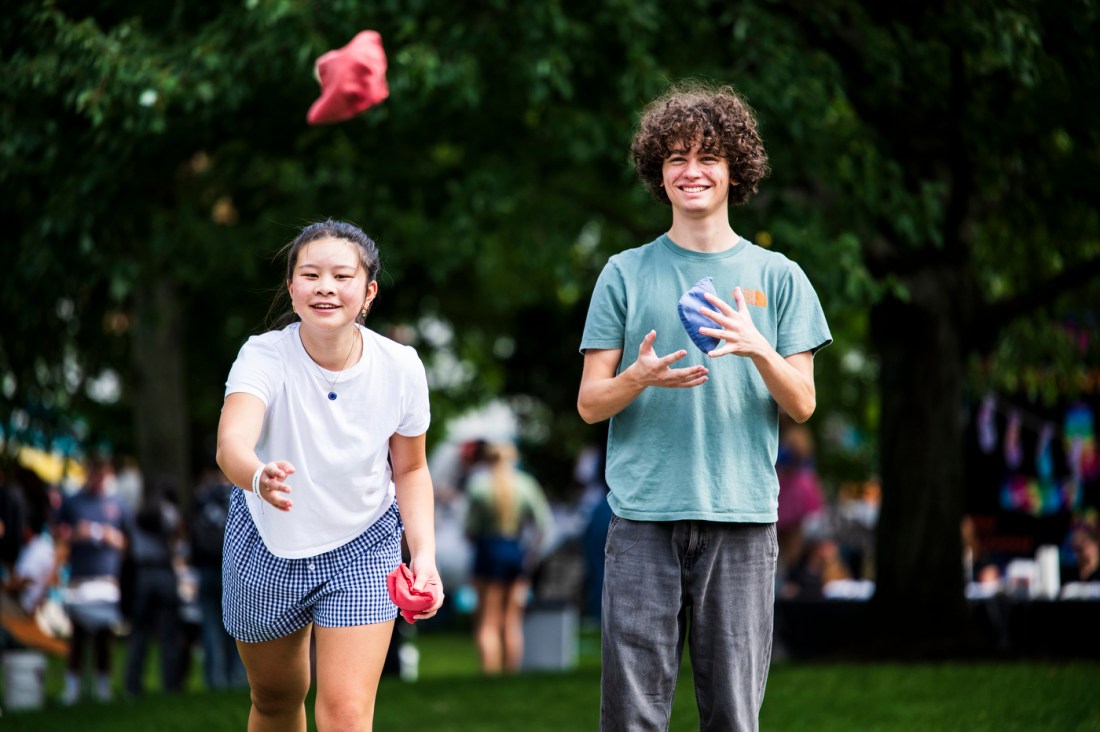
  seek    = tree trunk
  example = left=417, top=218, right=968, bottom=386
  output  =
left=131, top=281, right=191, bottom=507
left=868, top=269, right=970, bottom=656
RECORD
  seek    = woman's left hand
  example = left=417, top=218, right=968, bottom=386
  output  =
left=408, top=557, right=445, bottom=620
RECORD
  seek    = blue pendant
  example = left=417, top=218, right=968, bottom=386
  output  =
left=328, top=392, right=337, bottom=401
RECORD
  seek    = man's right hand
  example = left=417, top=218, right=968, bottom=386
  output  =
left=629, top=330, right=709, bottom=388
left=578, top=331, right=708, bottom=424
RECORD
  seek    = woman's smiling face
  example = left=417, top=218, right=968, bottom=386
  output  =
left=287, top=236, right=376, bottom=332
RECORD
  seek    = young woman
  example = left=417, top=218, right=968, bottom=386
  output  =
left=217, top=220, right=442, bottom=731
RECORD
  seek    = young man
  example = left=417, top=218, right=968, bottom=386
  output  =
left=578, top=82, right=832, bottom=731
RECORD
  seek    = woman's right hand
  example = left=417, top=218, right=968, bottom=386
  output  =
left=256, top=460, right=296, bottom=512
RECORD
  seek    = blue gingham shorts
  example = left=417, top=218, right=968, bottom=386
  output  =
left=222, top=487, right=402, bottom=643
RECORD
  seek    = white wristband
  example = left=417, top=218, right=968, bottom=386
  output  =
left=251, top=465, right=264, bottom=494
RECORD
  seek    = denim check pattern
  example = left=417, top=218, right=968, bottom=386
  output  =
left=222, top=488, right=402, bottom=642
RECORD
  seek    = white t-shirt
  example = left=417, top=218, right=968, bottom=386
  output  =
left=225, top=323, right=430, bottom=558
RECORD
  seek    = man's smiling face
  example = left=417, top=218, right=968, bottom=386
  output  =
left=661, top=141, right=732, bottom=217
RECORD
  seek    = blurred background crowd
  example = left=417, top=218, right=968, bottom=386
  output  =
left=2, top=392, right=1097, bottom=704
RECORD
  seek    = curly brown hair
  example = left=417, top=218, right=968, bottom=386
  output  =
left=631, top=81, right=769, bottom=207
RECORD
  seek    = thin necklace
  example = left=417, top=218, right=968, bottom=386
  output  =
left=304, top=331, right=359, bottom=401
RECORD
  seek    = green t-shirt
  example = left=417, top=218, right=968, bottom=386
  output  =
left=465, top=469, right=552, bottom=539
left=579, top=234, right=832, bottom=522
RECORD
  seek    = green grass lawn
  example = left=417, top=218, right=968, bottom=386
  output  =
left=2, top=630, right=1097, bottom=731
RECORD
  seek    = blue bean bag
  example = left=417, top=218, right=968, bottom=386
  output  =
left=677, top=276, right=723, bottom=354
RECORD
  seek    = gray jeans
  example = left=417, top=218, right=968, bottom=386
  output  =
left=600, top=516, right=777, bottom=732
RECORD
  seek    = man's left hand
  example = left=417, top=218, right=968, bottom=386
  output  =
left=698, top=287, right=767, bottom=358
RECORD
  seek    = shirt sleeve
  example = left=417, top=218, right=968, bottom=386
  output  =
left=396, top=347, right=431, bottom=437
left=224, top=335, right=280, bottom=405
left=775, top=261, right=833, bottom=358
left=579, top=260, right=629, bottom=354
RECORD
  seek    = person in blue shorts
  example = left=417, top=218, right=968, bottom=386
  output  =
left=464, top=442, right=552, bottom=674
left=578, top=82, right=832, bottom=731
left=217, top=220, right=443, bottom=731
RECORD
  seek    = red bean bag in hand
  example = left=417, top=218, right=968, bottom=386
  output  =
left=386, top=563, right=441, bottom=623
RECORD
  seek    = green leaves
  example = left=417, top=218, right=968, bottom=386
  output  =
left=2, top=0, right=1098, bottom=490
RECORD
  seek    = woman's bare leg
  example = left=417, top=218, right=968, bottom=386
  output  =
left=503, top=579, right=529, bottom=673
left=475, top=580, right=506, bottom=674
left=236, top=625, right=313, bottom=732
left=313, top=621, right=394, bottom=732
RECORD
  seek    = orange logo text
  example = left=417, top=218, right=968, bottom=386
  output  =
left=736, top=289, right=768, bottom=307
